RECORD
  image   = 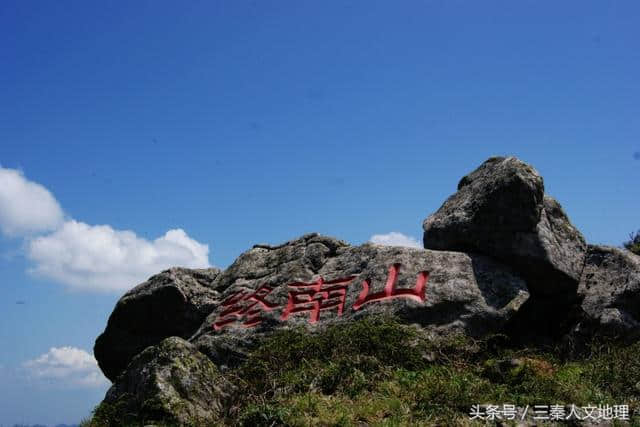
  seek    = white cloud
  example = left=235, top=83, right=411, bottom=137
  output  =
left=28, top=220, right=211, bottom=292
left=0, top=166, right=64, bottom=236
left=0, top=166, right=212, bottom=292
left=22, top=346, right=109, bottom=388
left=369, top=232, right=422, bottom=248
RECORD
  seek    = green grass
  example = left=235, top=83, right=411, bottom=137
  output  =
left=86, top=317, right=640, bottom=426
left=228, top=318, right=640, bottom=426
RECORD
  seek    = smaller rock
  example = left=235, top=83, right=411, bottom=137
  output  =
left=423, top=156, right=586, bottom=296
left=96, top=337, right=231, bottom=425
left=94, top=267, right=220, bottom=382
left=575, top=245, right=640, bottom=339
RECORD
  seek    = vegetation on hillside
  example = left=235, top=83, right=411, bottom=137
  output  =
left=625, top=230, right=640, bottom=256
left=87, top=317, right=640, bottom=426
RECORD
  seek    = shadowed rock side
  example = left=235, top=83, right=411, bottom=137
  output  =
left=423, top=156, right=586, bottom=297
left=190, top=234, right=529, bottom=367
left=95, top=337, right=232, bottom=425
left=94, top=267, right=220, bottom=382
left=574, top=245, right=640, bottom=340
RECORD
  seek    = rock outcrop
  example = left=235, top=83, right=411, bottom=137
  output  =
left=95, top=267, right=220, bottom=382
left=91, top=155, right=640, bottom=425
left=423, top=156, right=587, bottom=296
left=94, top=235, right=529, bottom=376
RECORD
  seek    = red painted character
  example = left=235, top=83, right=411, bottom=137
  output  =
left=281, top=276, right=358, bottom=323
left=213, top=284, right=279, bottom=330
left=352, top=263, right=429, bottom=311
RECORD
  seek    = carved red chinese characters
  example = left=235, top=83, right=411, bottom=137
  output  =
left=281, top=276, right=357, bottom=323
left=213, top=284, right=279, bottom=330
left=352, top=263, right=429, bottom=311
left=212, top=263, right=430, bottom=330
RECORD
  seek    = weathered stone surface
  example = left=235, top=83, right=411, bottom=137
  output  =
left=89, top=154, right=640, bottom=425
left=190, top=234, right=529, bottom=367
left=95, top=267, right=221, bottom=382
left=574, top=245, right=640, bottom=338
left=423, top=156, right=587, bottom=296
left=99, top=337, right=231, bottom=425
left=92, top=157, right=612, bottom=383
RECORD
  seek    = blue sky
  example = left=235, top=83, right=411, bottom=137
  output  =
left=1, top=1, right=639, bottom=424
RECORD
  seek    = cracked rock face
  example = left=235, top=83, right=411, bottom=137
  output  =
left=95, top=267, right=221, bottom=382
left=575, top=245, right=640, bottom=339
left=190, top=233, right=529, bottom=367
left=423, top=156, right=587, bottom=296
left=100, top=337, right=232, bottom=425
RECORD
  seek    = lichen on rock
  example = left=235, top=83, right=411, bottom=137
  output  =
left=93, top=337, right=232, bottom=426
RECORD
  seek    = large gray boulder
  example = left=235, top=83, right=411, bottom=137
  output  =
left=574, top=245, right=640, bottom=339
left=423, top=156, right=587, bottom=296
left=191, top=233, right=529, bottom=367
left=94, top=267, right=221, bottom=382
left=96, top=337, right=231, bottom=425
